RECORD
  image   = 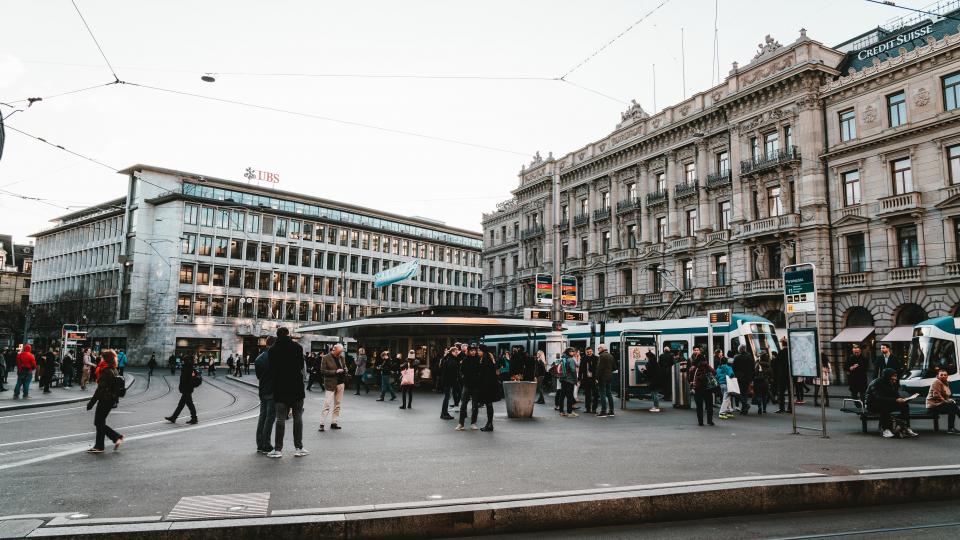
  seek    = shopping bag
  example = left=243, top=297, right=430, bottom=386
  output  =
left=726, top=376, right=741, bottom=396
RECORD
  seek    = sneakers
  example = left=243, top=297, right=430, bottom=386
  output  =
left=559, top=412, right=568, bottom=417
left=318, top=425, right=325, bottom=432
left=114, top=436, right=124, bottom=451
left=294, top=448, right=310, bottom=457
left=596, top=412, right=607, bottom=417
left=649, top=407, right=661, bottom=413
left=267, top=450, right=283, bottom=458
left=86, top=447, right=104, bottom=454
left=470, top=424, right=479, bottom=430
left=567, top=412, right=579, bottom=418
left=882, top=429, right=895, bottom=438
left=455, top=424, right=465, bottom=431
left=330, top=424, right=341, bottom=430
left=606, top=412, right=615, bottom=417
left=904, top=428, right=919, bottom=438
left=947, top=428, right=960, bottom=435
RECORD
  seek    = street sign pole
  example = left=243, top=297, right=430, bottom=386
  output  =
left=783, top=262, right=827, bottom=438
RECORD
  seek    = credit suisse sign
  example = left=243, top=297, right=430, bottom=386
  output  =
left=856, top=24, right=933, bottom=61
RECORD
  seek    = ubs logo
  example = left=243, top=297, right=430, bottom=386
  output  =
left=244, top=167, right=280, bottom=183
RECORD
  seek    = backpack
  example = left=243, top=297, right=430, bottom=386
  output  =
left=112, top=374, right=127, bottom=398
left=192, top=369, right=203, bottom=388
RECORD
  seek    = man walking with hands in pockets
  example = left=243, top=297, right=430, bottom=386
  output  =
left=318, top=344, right=347, bottom=432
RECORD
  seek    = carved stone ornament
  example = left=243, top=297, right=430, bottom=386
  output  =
left=616, top=99, right=650, bottom=129
left=712, top=90, right=724, bottom=103
left=864, top=104, right=878, bottom=124
left=651, top=118, right=662, bottom=129
left=598, top=142, right=607, bottom=152
left=679, top=104, right=691, bottom=116
left=753, top=35, right=783, bottom=61
left=914, top=87, right=931, bottom=107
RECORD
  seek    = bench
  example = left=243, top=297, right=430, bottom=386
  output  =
left=841, top=398, right=941, bottom=433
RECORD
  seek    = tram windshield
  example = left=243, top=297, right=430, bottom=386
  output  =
left=908, top=333, right=957, bottom=378
left=742, top=323, right=780, bottom=357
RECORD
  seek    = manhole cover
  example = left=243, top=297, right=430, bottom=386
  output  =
left=798, top=464, right=859, bottom=476
left=166, top=493, right=270, bottom=521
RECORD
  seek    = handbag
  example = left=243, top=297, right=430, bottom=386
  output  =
left=726, top=376, right=741, bottom=396
left=400, top=368, right=415, bottom=386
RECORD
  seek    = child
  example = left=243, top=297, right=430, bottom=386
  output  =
left=716, top=355, right=736, bottom=420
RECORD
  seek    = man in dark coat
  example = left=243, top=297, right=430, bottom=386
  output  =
left=509, top=347, right=537, bottom=382
left=643, top=350, right=662, bottom=412
left=596, top=345, right=616, bottom=416
left=165, top=356, right=199, bottom=424
left=866, top=368, right=917, bottom=438
left=455, top=344, right=481, bottom=430
left=267, top=327, right=307, bottom=458
left=772, top=342, right=792, bottom=413
left=578, top=347, right=599, bottom=414
left=472, top=346, right=501, bottom=432
left=658, top=347, right=675, bottom=401
left=733, top=345, right=755, bottom=415
left=874, top=343, right=903, bottom=380
left=847, top=344, right=869, bottom=405
left=439, top=347, right=461, bottom=420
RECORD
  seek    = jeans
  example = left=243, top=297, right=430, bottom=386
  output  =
left=13, top=370, right=32, bottom=397
left=559, top=381, right=575, bottom=413
left=320, top=383, right=344, bottom=426
left=598, top=380, right=614, bottom=413
left=63, top=371, right=73, bottom=387
left=256, top=396, right=276, bottom=451
left=928, top=402, right=960, bottom=430
left=649, top=385, right=660, bottom=409
left=871, top=402, right=910, bottom=431
left=694, top=390, right=714, bottom=425
left=274, top=399, right=304, bottom=450
left=776, top=380, right=792, bottom=411
left=401, top=385, right=413, bottom=407
left=458, top=387, right=476, bottom=425
left=441, top=385, right=455, bottom=415
left=452, top=383, right=461, bottom=406
left=380, top=374, right=396, bottom=399
left=171, top=393, right=197, bottom=420
left=94, top=399, right=121, bottom=450
left=582, top=378, right=597, bottom=412
left=353, top=374, right=368, bottom=394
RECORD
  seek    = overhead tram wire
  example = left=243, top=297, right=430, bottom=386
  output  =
left=864, top=0, right=960, bottom=23
left=70, top=0, right=120, bottom=82
left=4, top=124, right=117, bottom=172
left=1, top=80, right=122, bottom=107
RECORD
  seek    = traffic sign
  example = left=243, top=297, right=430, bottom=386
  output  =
left=535, top=273, right=553, bottom=306
left=560, top=275, right=578, bottom=308
left=784, top=268, right=816, bottom=313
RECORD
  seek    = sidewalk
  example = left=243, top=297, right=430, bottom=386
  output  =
left=0, top=374, right=134, bottom=412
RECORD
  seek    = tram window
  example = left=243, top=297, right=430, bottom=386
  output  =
left=910, top=337, right=957, bottom=377
left=664, top=340, right=689, bottom=361
left=730, top=337, right=741, bottom=355
left=693, top=335, right=708, bottom=354
left=570, top=340, right=587, bottom=353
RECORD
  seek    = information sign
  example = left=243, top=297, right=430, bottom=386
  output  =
left=784, top=268, right=816, bottom=313
left=535, top=273, right=553, bottom=306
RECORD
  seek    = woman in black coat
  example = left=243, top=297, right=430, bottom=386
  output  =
left=473, top=348, right=502, bottom=432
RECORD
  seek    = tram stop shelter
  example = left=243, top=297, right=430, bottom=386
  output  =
left=296, top=306, right=553, bottom=369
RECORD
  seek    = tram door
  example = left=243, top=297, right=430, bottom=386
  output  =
left=620, top=331, right=660, bottom=406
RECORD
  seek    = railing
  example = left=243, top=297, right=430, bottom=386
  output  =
left=706, top=170, right=732, bottom=189
left=705, top=229, right=730, bottom=243
left=946, top=184, right=960, bottom=199
left=520, top=225, right=544, bottom=240
left=593, top=208, right=611, bottom=221
left=644, top=292, right=663, bottom=304
left=588, top=253, right=608, bottom=266
left=675, top=181, right=699, bottom=199
left=737, top=213, right=799, bottom=238
left=563, top=258, right=584, bottom=272
left=877, top=192, right=922, bottom=216
left=740, top=145, right=800, bottom=175
left=573, top=213, right=590, bottom=227
left=668, top=236, right=696, bottom=252
left=609, top=248, right=638, bottom=263
left=616, top=197, right=641, bottom=214
left=645, top=243, right=665, bottom=256
left=838, top=204, right=864, bottom=220
left=607, top=294, right=635, bottom=307
left=518, top=267, right=537, bottom=280
left=559, top=218, right=569, bottom=230
left=590, top=297, right=606, bottom=309
left=889, top=266, right=924, bottom=283
left=947, top=262, right=960, bottom=277
left=705, top=285, right=730, bottom=300
left=646, top=190, right=668, bottom=207
left=837, top=272, right=868, bottom=288
left=739, top=278, right=783, bottom=295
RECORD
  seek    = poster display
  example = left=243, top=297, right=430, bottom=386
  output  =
left=788, top=328, right=820, bottom=378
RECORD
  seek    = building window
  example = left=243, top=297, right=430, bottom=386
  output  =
left=686, top=209, right=697, bottom=236
left=179, top=263, right=194, bottom=284
left=945, top=72, right=960, bottom=111
left=596, top=273, right=605, bottom=299
left=891, top=157, right=913, bottom=194
left=715, top=254, right=728, bottom=286
left=842, top=170, right=862, bottom=206
left=627, top=224, right=637, bottom=248
left=196, top=265, right=210, bottom=286
left=561, top=242, right=569, bottom=260
left=847, top=233, right=866, bottom=273
left=580, top=198, right=589, bottom=215
left=177, top=294, right=192, bottom=315
left=684, top=162, right=696, bottom=183
left=839, top=109, right=856, bottom=141
left=717, top=151, right=729, bottom=174
left=888, top=91, right=907, bottom=127
left=767, top=186, right=784, bottom=217
left=216, top=209, right=229, bottom=229
left=784, top=125, right=793, bottom=148
left=627, top=183, right=637, bottom=200
left=949, top=145, right=960, bottom=185
left=651, top=264, right=662, bottom=292
left=719, top=201, right=731, bottom=230
left=184, top=204, right=199, bottom=225
left=955, top=218, right=960, bottom=258
left=561, top=205, right=569, bottom=222
left=656, top=217, right=667, bottom=243
left=655, top=173, right=666, bottom=193
left=212, top=266, right=226, bottom=287
left=200, top=207, right=214, bottom=227
left=682, top=260, right=694, bottom=290
left=898, top=225, right=919, bottom=268
left=768, top=244, right=782, bottom=278
left=580, top=236, right=589, bottom=257
left=602, top=231, right=610, bottom=253
left=247, top=213, right=260, bottom=234
left=182, top=233, right=196, bottom=255
left=215, top=237, right=228, bottom=257
left=601, top=191, right=610, bottom=210
left=764, top=131, right=779, bottom=157
left=198, top=235, right=213, bottom=256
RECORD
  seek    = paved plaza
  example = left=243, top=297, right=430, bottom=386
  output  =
left=1, top=370, right=957, bottom=523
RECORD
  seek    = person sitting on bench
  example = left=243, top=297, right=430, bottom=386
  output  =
left=866, top=368, right=918, bottom=439
left=926, top=369, right=960, bottom=435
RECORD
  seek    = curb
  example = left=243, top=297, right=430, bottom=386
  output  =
left=13, top=468, right=960, bottom=539
left=225, top=376, right=258, bottom=389
left=0, top=375, right=135, bottom=413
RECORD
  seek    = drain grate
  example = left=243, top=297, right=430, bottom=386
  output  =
left=166, top=492, right=270, bottom=521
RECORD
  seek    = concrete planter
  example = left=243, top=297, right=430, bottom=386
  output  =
left=503, top=381, right=537, bottom=418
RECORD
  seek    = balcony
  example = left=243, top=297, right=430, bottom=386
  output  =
left=738, top=278, right=783, bottom=296
left=644, top=242, right=665, bottom=257
left=889, top=266, right=924, bottom=283
left=706, top=170, right=732, bottom=189
left=667, top=236, right=696, bottom=253
left=705, top=285, right=731, bottom=300
left=877, top=192, right=922, bottom=218
left=675, top=181, right=699, bottom=200
left=520, top=225, right=545, bottom=240
left=593, top=208, right=611, bottom=222
left=736, top=213, right=799, bottom=239
left=705, top=229, right=730, bottom=243
left=588, top=253, right=608, bottom=266
left=740, top=146, right=800, bottom=175
left=644, top=292, right=663, bottom=305
left=607, top=294, right=636, bottom=307
left=616, top=197, right=641, bottom=215
left=563, top=257, right=584, bottom=272
left=573, top=213, right=590, bottom=227
left=838, top=204, right=865, bottom=220
left=837, top=272, right=869, bottom=289
left=518, top=267, right=537, bottom=280
left=585, top=297, right=606, bottom=309
left=559, top=218, right=569, bottom=230
left=646, top=190, right=668, bottom=208
left=947, top=262, right=960, bottom=278
left=609, top=248, right=638, bottom=264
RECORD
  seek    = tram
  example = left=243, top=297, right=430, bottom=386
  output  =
left=901, top=316, right=960, bottom=395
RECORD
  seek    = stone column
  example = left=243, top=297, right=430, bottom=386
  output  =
left=696, top=140, right=711, bottom=232
left=666, top=152, right=679, bottom=239
left=587, top=182, right=596, bottom=255
left=544, top=197, right=554, bottom=265
left=568, top=191, right=576, bottom=257
left=639, top=162, right=651, bottom=244
left=730, top=129, right=747, bottom=225
left=610, top=176, right=621, bottom=249
left=886, top=227, right=897, bottom=266
left=916, top=218, right=927, bottom=266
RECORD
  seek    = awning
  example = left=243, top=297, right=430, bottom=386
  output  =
left=879, top=326, right=915, bottom=342
left=830, top=327, right=875, bottom=343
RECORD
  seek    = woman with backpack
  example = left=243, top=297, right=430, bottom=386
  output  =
left=165, top=355, right=200, bottom=425
left=86, top=350, right=124, bottom=453
left=399, top=354, right=416, bottom=409
left=688, top=351, right=717, bottom=426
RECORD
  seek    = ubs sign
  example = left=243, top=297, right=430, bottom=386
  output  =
left=856, top=24, right=933, bottom=60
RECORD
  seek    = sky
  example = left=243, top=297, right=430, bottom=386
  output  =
left=0, top=0, right=915, bottom=243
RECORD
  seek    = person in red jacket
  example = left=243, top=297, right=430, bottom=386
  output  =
left=13, top=344, right=37, bottom=399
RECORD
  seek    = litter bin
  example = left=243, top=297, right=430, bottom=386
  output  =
left=672, top=360, right=690, bottom=409
left=502, top=381, right=537, bottom=418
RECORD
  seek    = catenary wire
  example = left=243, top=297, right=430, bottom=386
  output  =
left=70, top=0, right=120, bottom=82
left=1, top=80, right=121, bottom=106
left=4, top=124, right=118, bottom=171
left=864, top=0, right=960, bottom=23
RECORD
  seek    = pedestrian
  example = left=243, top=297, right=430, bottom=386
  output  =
left=318, top=344, right=348, bottom=431
left=81, top=349, right=96, bottom=390
left=12, top=344, right=36, bottom=399
left=226, top=354, right=234, bottom=375
left=165, top=355, right=200, bottom=425
left=267, top=327, right=308, bottom=458
left=579, top=347, right=599, bottom=414
left=168, top=353, right=177, bottom=375
left=62, top=351, right=75, bottom=389
left=558, top=348, right=578, bottom=418
left=534, top=350, right=547, bottom=404
left=498, top=350, right=511, bottom=382
left=847, top=344, right=869, bottom=406
left=733, top=345, right=754, bottom=415
left=399, top=352, right=416, bottom=410
left=245, top=354, right=252, bottom=375
left=0, top=348, right=6, bottom=392
left=305, top=353, right=319, bottom=391
left=866, top=368, right=918, bottom=438
left=40, top=349, right=56, bottom=394
left=753, top=350, right=773, bottom=415
left=716, top=354, right=736, bottom=419
left=376, top=352, right=398, bottom=402
left=875, top=343, right=902, bottom=380
left=773, top=339, right=792, bottom=413
left=117, top=349, right=128, bottom=376
left=596, top=345, right=615, bottom=417
left=455, top=344, right=482, bottom=430
left=439, top=346, right=461, bottom=419
left=813, top=355, right=832, bottom=407
left=147, top=354, right=157, bottom=378
left=689, top=351, right=717, bottom=426
left=642, top=350, right=661, bottom=413
left=208, top=356, right=217, bottom=377
left=255, top=336, right=277, bottom=454
left=926, top=369, right=960, bottom=434
left=234, top=354, right=243, bottom=377
left=658, top=346, right=676, bottom=401
left=471, top=346, right=501, bottom=432
left=353, top=347, right=369, bottom=395
left=85, top=350, right=125, bottom=454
